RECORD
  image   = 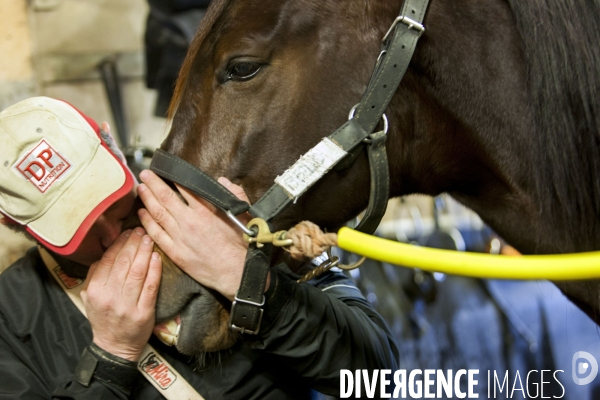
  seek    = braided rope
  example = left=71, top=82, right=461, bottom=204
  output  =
left=285, top=221, right=338, bottom=261
left=283, top=221, right=366, bottom=282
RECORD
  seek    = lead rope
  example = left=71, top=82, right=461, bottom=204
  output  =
left=242, top=220, right=365, bottom=283
left=38, top=247, right=206, bottom=400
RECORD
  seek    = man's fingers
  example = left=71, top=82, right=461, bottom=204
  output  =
left=122, top=234, right=155, bottom=303
left=217, top=177, right=251, bottom=203
left=138, top=208, right=174, bottom=252
left=138, top=170, right=187, bottom=219
left=100, top=121, right=111, bottom=134
left=102, top=229, right=131, bottom=263
left=107, top=227, right=145, bottom=287
left=138, top=251, right=162, bottom=311
left=175, top=184, right=217, bottom=213
left=82, top=261, right=99, bottom=292
left=137, top=183, right=177, bottom=229
left=90, top=230, right=132, bottom=286
left=137, top=177, right=184, bottom=238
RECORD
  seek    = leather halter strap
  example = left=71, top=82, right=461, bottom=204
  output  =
left=151, top=149, right=250, bottom=216
left=151, top=0, right=429, bottom=234
left=149, top=0, right=430, bottom=335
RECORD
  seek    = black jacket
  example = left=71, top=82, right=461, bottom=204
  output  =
left=0, top=248, right=399, bottom=399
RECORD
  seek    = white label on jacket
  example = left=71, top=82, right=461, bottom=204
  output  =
left=140, top=352, right=177, bottom=390
left=53, top=266, right=83, bottom=289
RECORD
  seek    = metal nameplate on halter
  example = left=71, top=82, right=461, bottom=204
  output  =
left=229, top=295, right=265, bottom=335
left=275, top=138, right=347, bottom=199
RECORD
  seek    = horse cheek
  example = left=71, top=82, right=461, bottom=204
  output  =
left=154, top=248, right=197, bottom=318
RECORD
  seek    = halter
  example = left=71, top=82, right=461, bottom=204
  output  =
left=149, top=0, right=431, bottom=335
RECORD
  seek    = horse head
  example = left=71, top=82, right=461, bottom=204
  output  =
left=151, top=0, right=600, bottom=354
left=164, top=0, right=398, bottom=232
left=163, top=0, right=548, bottom=244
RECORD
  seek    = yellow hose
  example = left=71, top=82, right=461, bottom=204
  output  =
left=336, top=227, right=600, bottom=280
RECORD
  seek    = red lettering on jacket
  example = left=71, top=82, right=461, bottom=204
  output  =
left=140, top=353, right=176, bottom=389
left=53, top=266, right=83, bottom=289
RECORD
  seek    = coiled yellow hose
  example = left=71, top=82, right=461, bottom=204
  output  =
left=337, top=227, right=600, bottom=280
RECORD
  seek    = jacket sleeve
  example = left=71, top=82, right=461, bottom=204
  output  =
left=0, top=323, right=134, bottom=400
left=247, top=264, right=400, bottom=396
left=52, top=343, right=139, bottom=399
left=52, top=380, right=130, bottom=400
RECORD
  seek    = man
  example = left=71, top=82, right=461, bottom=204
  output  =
left=0, top=97, right=399, bottom=399
left=0, top=96, right=163, bottom=397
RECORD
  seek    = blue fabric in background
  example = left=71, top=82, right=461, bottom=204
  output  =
left=336, top=253, right=600, bottom=400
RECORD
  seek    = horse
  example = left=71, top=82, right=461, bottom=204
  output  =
left=149, top=0, right=600, bottom=356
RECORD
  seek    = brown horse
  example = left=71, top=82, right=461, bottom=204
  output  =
left=151, top=0, right=600, bottom=356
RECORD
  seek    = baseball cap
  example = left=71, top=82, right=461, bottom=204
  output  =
left=0, top=97, right=135, bottom=255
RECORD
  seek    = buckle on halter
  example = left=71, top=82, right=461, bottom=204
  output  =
left=382, top=16, right=425, bottom=43
left=228, top=295, right=265, bottom=335
left=348, top=104, right=389, bottom=140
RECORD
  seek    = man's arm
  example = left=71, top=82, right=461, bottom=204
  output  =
left=0, top=314, right=134, bottom=400
left=81, top=227, right=162, bottom=361
left=55, top=228, right=162, bottom=398
left=249, top=265, right=400, bottom=396
left=52, top=343, right=138, bottom=400
left=137, top=171, right=399, bottom=395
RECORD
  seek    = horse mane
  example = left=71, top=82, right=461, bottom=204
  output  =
left=167, top=0, right=231, bottom=120
left=507, top=0, right=600, bottom=250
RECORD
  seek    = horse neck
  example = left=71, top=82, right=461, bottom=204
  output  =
left=383, top=0, right=600, bottom=254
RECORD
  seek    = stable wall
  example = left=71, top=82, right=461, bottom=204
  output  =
left=0, top=0, right=167, bottom=271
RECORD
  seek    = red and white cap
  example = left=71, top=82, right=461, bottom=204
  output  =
left=0, top=97, right=135, bottom=255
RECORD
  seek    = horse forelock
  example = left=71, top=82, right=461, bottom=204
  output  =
left=168, top=0, right=231, bottom=121
left=506, top=0, right=600, bottom=250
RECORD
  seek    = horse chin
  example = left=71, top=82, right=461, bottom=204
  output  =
left=151, top=249, right=239, bottom=355
left=156, top=289, right=238, bottom=356
left=178, top=292, right=238, bottom=355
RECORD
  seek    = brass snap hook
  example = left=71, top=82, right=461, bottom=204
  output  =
left=243, top=218, right=293, bottom=248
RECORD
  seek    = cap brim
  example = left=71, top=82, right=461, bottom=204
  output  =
left=26, top=143, right=134, bottom=255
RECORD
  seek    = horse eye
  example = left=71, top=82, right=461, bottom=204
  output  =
left=228, top=62, right=261, bottom=81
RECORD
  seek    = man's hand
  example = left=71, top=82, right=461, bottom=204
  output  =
left=137, top=170, right=255, bottom=301
left=81, top=227, right=162, bottom=361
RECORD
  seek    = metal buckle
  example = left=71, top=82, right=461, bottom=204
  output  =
left=228, top=295, right=265, bottom=335
left=348, top=103, right=389, bottom=138
left=382, top=16, right=425, bottom=44
left=226, top=210, right=256, bottom=237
